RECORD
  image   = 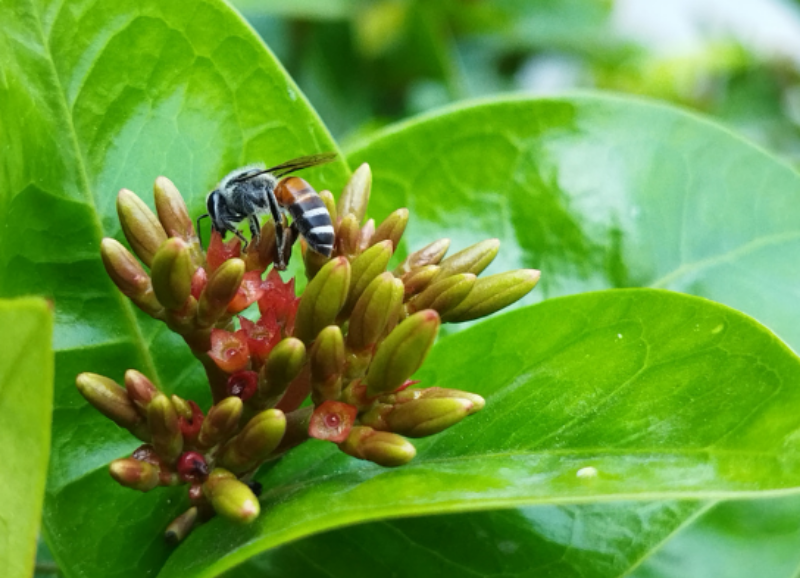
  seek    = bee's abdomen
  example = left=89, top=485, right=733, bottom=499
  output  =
left=276, top=177, right=335, bottom=256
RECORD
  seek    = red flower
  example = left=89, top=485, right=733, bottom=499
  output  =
left=309, top=401, right=358, bottom=443
left=178, top=401, right=204, bottom=441
left=208, top=328, right=250, bottom=373
left=227, top=271, right=267, bottom=314
left=207, top=230, right=242, bottom=272
left=177, top=451, right=209, bottom=483
left=227, top=370, right=259, bottom=401
left=258, top=268, right=300, bottom=334
left=238, top=314, right=281, bottom=364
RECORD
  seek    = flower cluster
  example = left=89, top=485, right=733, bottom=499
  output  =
left=76, top=163, right=540, bottom=541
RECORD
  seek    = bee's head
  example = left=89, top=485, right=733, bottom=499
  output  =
left=206, top=189, right=227, bottom=233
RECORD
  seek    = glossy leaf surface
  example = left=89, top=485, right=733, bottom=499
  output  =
left=162, top=289, right=800, bottom=577
left=0, top=299, right=53, bottom=578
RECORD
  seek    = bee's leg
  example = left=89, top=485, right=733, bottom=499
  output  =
left=265, top=191, right=287, bottom=269
left=247, top=216, right=261, bottom=252
left=227, top=226, right=249, bottom=253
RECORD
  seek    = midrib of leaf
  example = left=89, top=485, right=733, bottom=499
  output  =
left=24, top=0, right=162, bottom=385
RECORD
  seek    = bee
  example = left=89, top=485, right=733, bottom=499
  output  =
left=197, top=153, right=336, bottom=269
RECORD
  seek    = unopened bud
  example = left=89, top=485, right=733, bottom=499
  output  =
left=148, top=394, right=183, bottom=462
left=320, top=190, right=337, bottom=225
left=153, top=176, right=204, bottom=266
left=165, top=507, right=198, bottom=544
left=151, top=238, right=193, bottom=310
left=340, top=426, right=416, bottom=467
left=394, top=238, right=450, bottom=276
left=176, top=451, right=209, bottom=483
left=294, top=257, right=350, bottom=343
left=442, top=269, right=541, bottom=322
left=124, top=369, right=159, bottom=415
left=116, top=188, right=167, bottom=267
left=100, top=238, right=163, bottom=318
left=385, top=397, right=474, bottom=437
left=109, top=458, right=160, bottom=492
left=337, top=162, right=371, bottom=224
left=371, top=208, right=408, bottom=250
left=170, top=395, right=193, bottom=420
left=198, top=258, right=245, bottom=327
left=198, top=396, right=243, bottom=448
left=219, top=409, right=286, bottom=473
left=408, top=273, right=476, bottom=316
left=342, top=240, right=393, bottom=317
left=302, top=238, right=331, bottom=280
left=401, top=265, right=440, bottom=297
left=358, top=219, right=376, bottom=252
left=336, top=214, right=360, bottom=257
left=203, top=469, right=260, bottom=524
left=258, top=337, right=306, bottom=406
left=310, top=326, right=345, bottom=401
left=433, top=239, right=499, bottom=281
left=366, top=310, right=440, bottom=396
left=392, top=387, right=485, bottom=413
left=348, top=273, right=404, bottom=351
left=76, top=373, right=148, bottom=440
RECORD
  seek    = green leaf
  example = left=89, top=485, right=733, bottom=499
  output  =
left=0, top=298, right=53, bottom=578
left=160, top=289, right=800, bottom=578
left=0, top=0, right=348, bottom=575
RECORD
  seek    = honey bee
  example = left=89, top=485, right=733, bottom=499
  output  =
left=198, top=153, right=336, bottom=269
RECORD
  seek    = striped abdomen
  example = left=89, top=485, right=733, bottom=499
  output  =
left=275, top=177, right=334, bottom=256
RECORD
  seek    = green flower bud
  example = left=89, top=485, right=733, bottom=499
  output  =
left=116, top=188, right=167, bottom=267
left=357, top=218, right=376, bottom=253
left=294, top=257, right=351, bottom=343
left=148, top=394, right=183, bottom=462
left=100, top=238, right=164, bottom=318
left=433, top=239, right=499, bottom=281
left=165, top=507, right=198, bottom=544
left=197, top=258, right=245, bottom=327
left=339, top=426, right=416, bottom=467
left=203, top=469, right=260, bottom=524
left=400, top=265, right=440, bottom=297
left=408, top=273, right=476, bottom=317
left=366, top=310, right=440, bottom=397
left=151, top=238, right=193, bottom=311
left=348, top=273, right=404, bottom=352
left=392, top=387, right=485, bottom=413
left=124, top=369, right=159, bottom=415
left=342, top=240, right=393, bottom=317
left=371, top=208, right=409, bottom=250
left=319, top=190, right=337, bottom=225
left=303, top=238, right=331, bottom=280
left=442, top=269, right=541, bottom=323
left=336, top=214, right=361, bottom=258
left=337, top=162, right=371, bottom=224
left=393, top=238, right=450, bottom=276
left=170, top=394, right=193, bottom=420
left=153, top=176, right=204, bottom=266
left=258, top=337, right=306, bottom=406
left=310, top=326, right=345, bottom=402
left=109, top=458, right=160, bottom=492
left=198, top=396, right=243, bottom=448
left=219, top=409, right=286, bottom=473
left=383, top=397, right=474, bottom=437
left=75, top=373, right=149, bottom=440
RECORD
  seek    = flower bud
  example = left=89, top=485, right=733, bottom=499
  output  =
left=100, top=238, right=164, bottom=318
left=148, top=394, right=183, bottom=462
left=151, top=238, right=193, bottom=310
left=347, top=273, right=404, bottom=351
left=170, top=394, right=193, bottom=420
left=336, top=214, right=361, bottom=257
left=401, top=265, right=440, bottom=297
left=197, top=258, right=245, bottom=327
left=319, top=190, right=337, bottom=225
left=165, top=507, right=198, bottom=544
left=339, top=426, right=416, bottom=467
left=393, top=238, right=450, bottom=276
left=124, top=369, right=159, bottom=415
left=294, top=257, right=350, bottom=343
left=198, top=396, right=243, bottom=448
left=391, top=387, right=485, bottom=413
left=203, top=469, right=260, bottom=524
left=258, top=337, right=306, bottom=406
left=116, top=188, right=167, bottom=267
left=408, top=273, right=476, bottom=316
left=177, top=451, right=209, bottom=483
left=227, top=370, right=258, bottom=401
left=76, top=373, right=148, bottom=440
left=342, top=240, right=393, bottom=317
left=178, top=401, right=204, bottom=444
left=109, top=458, right=160, bottom=492
left=153, top=176, right=204, bottom=266
left=433, top=239, right=499, bottom=281
left=442, top=269, right=541, bottom=322
left=302, top=238, right=331, bottom=280
left=366, top=310, right=440, bottom=397
left=310, top=326, right=345, bottom=402
left=309, top=401, right=357, bottom=442
left=371, top=208, right=408, bottom=250
left=219, top=409, right=286, bottom=473
left=384, top=397, right=474, bottom=437
left=358, top=219, right=376, bottom=252
left=244, top=220, right=277, bottom=272
left=337, top=162, right=371, bottom=224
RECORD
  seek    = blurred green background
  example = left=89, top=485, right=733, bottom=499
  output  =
left=235, top=0, right=800, bottom=165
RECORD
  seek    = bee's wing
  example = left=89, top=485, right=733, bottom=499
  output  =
left=232, top=153, right=337, bottom=182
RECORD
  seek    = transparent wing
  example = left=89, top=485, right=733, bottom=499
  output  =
left=232, top=153, right=337, bottom=182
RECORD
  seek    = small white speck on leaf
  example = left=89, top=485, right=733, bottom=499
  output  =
left=617, top=333, right=623, bottom=339
left=576, top=466, right=598, bottom=479
left=712, top=324, right=724, bottom=334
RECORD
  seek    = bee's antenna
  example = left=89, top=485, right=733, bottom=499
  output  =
left=196, top=213, right=209, bottom=249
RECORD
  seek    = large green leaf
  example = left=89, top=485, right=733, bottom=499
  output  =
left=161, top=289, right=800, bottom=577
left=0, top=0, right=347, bottom=576
left=0, top=298, right=53, bottom=578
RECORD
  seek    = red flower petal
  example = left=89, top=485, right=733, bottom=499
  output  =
left=227, top=370, right=259, bottom=401
left=178, top=401, right=204, bottom=441
left=309, top=401, right=358, bottom=443
left=177, top=451, right=209, bottom=483
left=258, top=268, right=300, bottom=333
left=227, top=271, right=266, bottom=314
left=207, top=230, right=242, bottom=272
left=208, top=328, right=250, bottom=373
left=238, top=314, right=281, bottom=363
